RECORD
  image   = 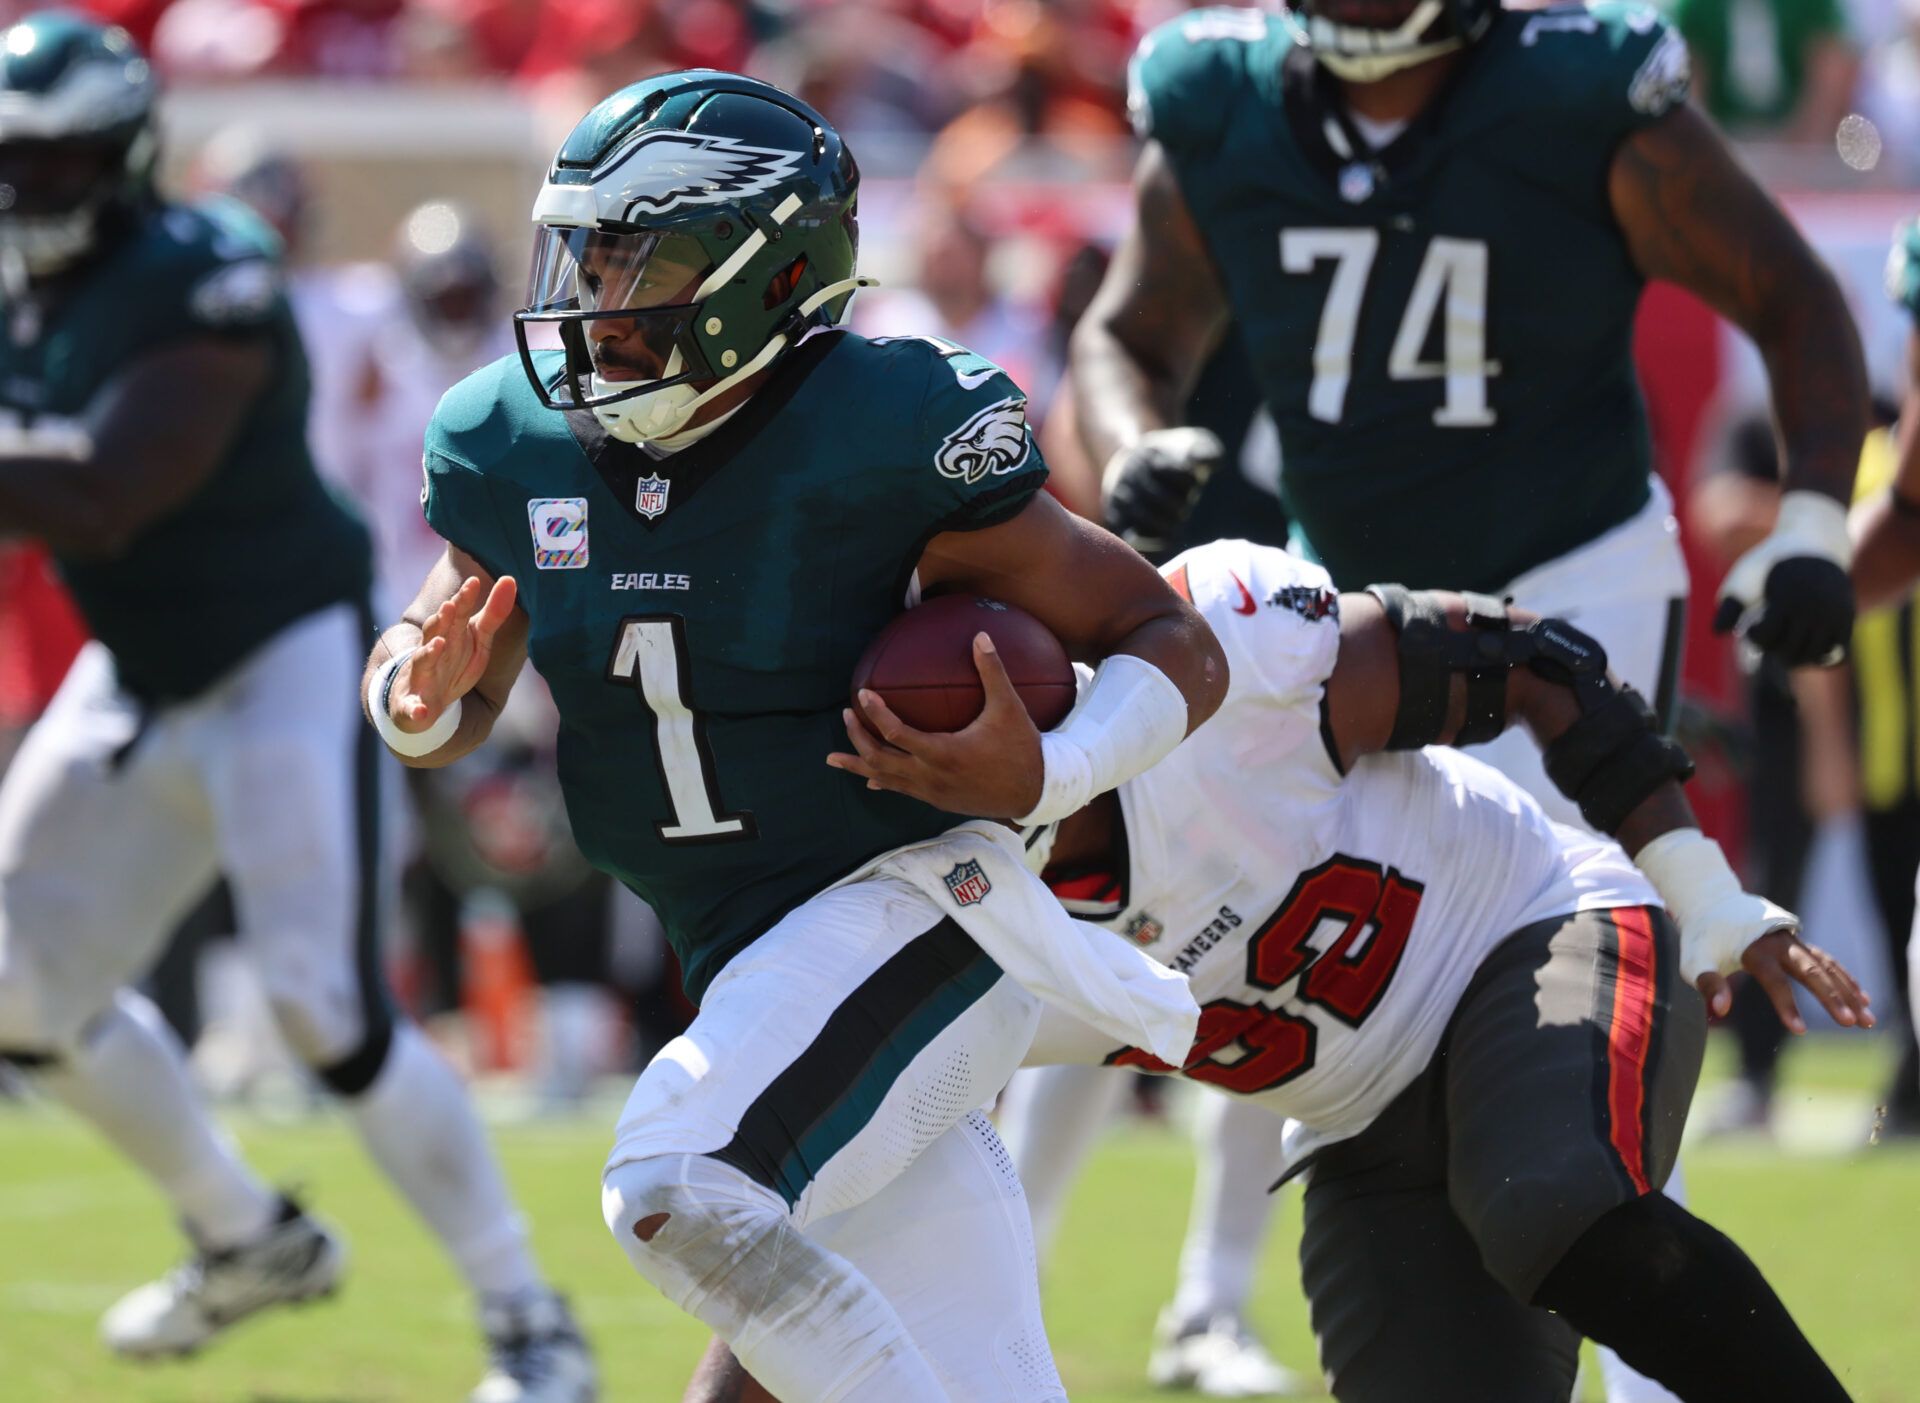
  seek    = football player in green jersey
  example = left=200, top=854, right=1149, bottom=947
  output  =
left=364, top=72, right=1227, bottom=1402
left=1072, top=3, right=1864, bottom=1401
left=0, top=15, right=593, bottom=1399
left=1078, top=0, right=1865, bottom=824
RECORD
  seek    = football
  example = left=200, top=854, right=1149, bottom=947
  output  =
left=852, top=594, right=1077, bottom=733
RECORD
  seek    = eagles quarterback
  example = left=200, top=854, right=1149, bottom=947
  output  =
left=365, top=72, right=1226, bottom=1402
left=0, top=15, right=593, bottom=1400
left=1076, top=0, right=1867, bottom=825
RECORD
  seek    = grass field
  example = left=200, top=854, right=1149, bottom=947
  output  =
left=2, top=1036, right=1917, bottom=1403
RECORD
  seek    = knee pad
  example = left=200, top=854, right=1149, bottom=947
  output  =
left=602, top=1153, right=791, bottom=1306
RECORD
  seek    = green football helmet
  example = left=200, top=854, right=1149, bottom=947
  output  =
left=0, top=10, right=157, bottom=278
left=514, top=70, right=867, bottom=444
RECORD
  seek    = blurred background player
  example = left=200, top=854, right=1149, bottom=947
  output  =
left=1064, top=2, right=1866, bottom=1399
left=0, top=16, right=592, bottom=1400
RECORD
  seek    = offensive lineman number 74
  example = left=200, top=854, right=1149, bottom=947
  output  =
left=1281, top=229, right=1499, bottom=428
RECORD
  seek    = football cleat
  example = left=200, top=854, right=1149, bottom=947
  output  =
left=1149, top=1309, right=1308, bottom=1398
left=100, top=1198, right=343, bottom=1359
left=471, top=1290, right=598, bottom=1403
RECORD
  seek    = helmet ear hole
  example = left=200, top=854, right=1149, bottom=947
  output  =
left=763, top=254, right=808, bottom=311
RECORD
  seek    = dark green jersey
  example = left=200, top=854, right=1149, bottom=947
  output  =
left=1133, top=2, right=1691, bottom=592
left=0, top=197, right=372, bottom=701
left=423, top=331, right=1049, bottom=999
left=1890, top=217, right=1920, bottom=325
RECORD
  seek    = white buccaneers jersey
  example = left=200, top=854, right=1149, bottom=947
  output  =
left=1027, top=539, right=1656, bottom=1156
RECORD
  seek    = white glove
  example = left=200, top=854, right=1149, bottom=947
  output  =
left=1712, top=490, right=1854, bottom=666
left=1632, top=828, right=1798, bottom=985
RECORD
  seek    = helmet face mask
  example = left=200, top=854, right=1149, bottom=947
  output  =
left=514, top=72, right=863, bottom=444
left=1282, top=0, right=1494, bottom=81
left=0, top=14, right=158, bottom=278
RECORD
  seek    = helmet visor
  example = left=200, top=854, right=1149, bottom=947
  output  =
left=516, top=224, right=716, bottom=410
left=0, top=138, right=122, bottom=219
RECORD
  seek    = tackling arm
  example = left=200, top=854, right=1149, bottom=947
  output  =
left=0, top=335, right=269, bottom=560
left=1323, top=589, right=1870, bottom=1029
left=1610, top=105, right=1864, bottom=663
left=363, top=544, right=528, bottom=769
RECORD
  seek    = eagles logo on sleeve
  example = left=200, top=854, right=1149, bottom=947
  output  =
left=1627, top=24, right=1690, bottom=115
left=934, top=395, right=1033, bottom=485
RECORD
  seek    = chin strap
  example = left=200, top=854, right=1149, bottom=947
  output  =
left=601, top=276, right=879, bottom=443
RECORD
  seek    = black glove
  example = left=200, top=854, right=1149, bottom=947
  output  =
left=1101, top=427, right=1223, bottom=555
left=1710, top=492, right=1855, bottom=666
left=1711, top=555, right=1855, bottom=666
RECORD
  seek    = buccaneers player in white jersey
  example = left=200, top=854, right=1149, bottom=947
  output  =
left=689, top=538, right=1867, bottom=1402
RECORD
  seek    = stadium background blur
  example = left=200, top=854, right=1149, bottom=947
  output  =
left=2, top=1, right=1919, bottom=1398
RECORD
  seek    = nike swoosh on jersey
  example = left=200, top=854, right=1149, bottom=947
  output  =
left=955, top=365, right=1000, bottom=390
left=1228, top=572, right=1258, bottom=615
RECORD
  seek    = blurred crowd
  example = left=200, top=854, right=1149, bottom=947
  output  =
left=0, top=0, right=1904, bottom=170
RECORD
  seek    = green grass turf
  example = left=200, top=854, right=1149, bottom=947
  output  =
left=1, top=1034, right=1915, bottom=1402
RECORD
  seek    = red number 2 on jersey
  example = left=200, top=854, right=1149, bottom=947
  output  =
left=1108, top=856, right=1423, bottom=1094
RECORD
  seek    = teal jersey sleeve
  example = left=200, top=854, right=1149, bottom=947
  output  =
left=1127, top=8, right=1275, bottom=152
left=118, top=197, right=285, bottom=361
left=901, top=338, right=1050, bottom=533
left=1889, top=217, right=1920, bottom=325
left=1514, top=2, right=1691, bottom=139
left=420, top=358, right=526, bottom=578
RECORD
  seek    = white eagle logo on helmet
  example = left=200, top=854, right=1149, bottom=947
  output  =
left=935, top=395, right=1032, bottom=485
left=599, top=131, right=805, bottom=219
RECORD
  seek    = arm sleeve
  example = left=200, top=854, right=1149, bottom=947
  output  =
left=1126, top=9, right=1261, bottom=150
left=1580, top=2, right=1693, bottom=134
left=420, top=438, right=512, bottom=580
left=125, top=218, right=283, bottom=359
left=1162, top=538, right=1343, bottom=779
left=910, top=346, right=1050, bottom=533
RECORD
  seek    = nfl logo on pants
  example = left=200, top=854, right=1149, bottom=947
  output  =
left=944, top=859, right=991, bottom=906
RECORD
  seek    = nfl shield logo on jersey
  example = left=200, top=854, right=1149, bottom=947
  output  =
left=527, top=497, right=589, bottom=569
left=635, top=475, right=671, bottom=520
left=944, top=859, right=992, bottom=907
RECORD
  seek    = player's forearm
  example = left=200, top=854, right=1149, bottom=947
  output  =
left=0, top=458, right=138, bottom=558
left=1752, top=272, right=1868, bottom=505
left=1507, top=663, right=1699, bottom=855
left=1108, top=606, right=1229, bottom=735
left=362, top=624, right=503, bottom=769
left=1067, top=315, right=1188, bottom=469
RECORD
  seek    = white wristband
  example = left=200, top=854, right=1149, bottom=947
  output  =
left=1018, top=653, right=1188, bottom=826
left=366, top=649, right=463, bottom=759
left=1632, top=827, right=1797, bottom=983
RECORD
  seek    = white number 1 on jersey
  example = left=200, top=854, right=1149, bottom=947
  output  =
left=608, top=617, right=756, bottom=844
left=1279, top=229, right=1500, bottom=427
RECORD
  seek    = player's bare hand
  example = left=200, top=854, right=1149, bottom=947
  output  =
left=826, top=633, right=1045, bottom=817
left=390, top=573, right=517, bottom=733
left=1698, top=930, right=1872, bottom=1034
